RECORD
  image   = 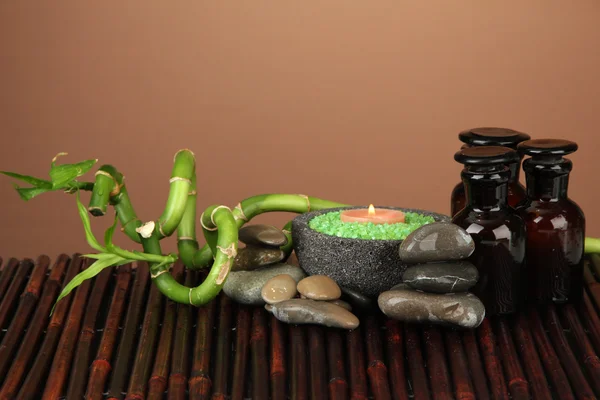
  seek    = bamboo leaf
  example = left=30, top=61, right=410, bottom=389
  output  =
left=51, top=253, right=130, bottom=315
left=0, top=171, right=52, bottom=188
left=49, top=153, right=97, bottom=189
left=76, top=191, right=105, bottom=253
left=14, top=186, right=53, bottom=201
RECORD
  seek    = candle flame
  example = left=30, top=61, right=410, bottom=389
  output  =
left=368, top=204, right=376, bottom=216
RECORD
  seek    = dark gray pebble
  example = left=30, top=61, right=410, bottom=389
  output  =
left=398, top=222, right=475, bottom=263
left=402, top=261, right=478, bottom=293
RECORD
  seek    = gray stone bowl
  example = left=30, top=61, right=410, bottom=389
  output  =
left=291, top=206, right=451, bottom=298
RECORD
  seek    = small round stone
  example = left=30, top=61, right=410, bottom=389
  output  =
left=297, top=275, right=341, bottom=301
left=261, top=274, right=298, bottom=304
left=266, top=299, right=360, bottom=329
left=239, top=224, right=289, bottom=247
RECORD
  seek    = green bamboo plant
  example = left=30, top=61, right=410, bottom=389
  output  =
left=1, top=150, right=349, bottom=309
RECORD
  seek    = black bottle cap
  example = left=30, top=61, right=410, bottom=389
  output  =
left=454, top=145, right=520, bottom=166
left=517, top=139, right=578, bottom=157
left=459, top=127, right=531, bottom=148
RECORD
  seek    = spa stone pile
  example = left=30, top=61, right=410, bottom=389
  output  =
left=378, top=222, right=486, bottom=329
left=223, top=224, right=359, bottom=330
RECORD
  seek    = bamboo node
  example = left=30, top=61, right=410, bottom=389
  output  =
left=217, top=243, right=237, bottom=259
left=189, top=288, right=193, bottom=305
left=200, top=212, right=218, bottom=232
left=282, top=229, right=291, bottom=235
left=169, top=176, right=192, bottom=185
left=299, top=194, right=311, bottom=211
left=210, top=205, right=231, bottom=227
left=151, top=268, right=170, bottom=279
left=188, top=190, right=197, bottom=196
left=178, top=236, right=196, bottom=241
left=158, top=222, right=167, bottom=237
left=173, top=148, right=196, bottom=162
left=136, top=221, right=156, bottom=238
left=233, top=203, right=248, bottom=221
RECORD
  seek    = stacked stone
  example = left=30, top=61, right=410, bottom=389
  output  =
left=378, top=222, right=486, bottom=329
left=223, top=224, right=359, bottom=330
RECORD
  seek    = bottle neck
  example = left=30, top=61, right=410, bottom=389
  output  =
left=462, top=166, right=510, bottom=211
left=523, top=158, right=571, bottom=201
left=508, top=161, right=521, bottom=183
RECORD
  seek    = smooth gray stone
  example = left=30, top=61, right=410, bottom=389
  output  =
left=239, top=224, right=288, bottom=247
left=266, top=299, right=359, bottom=330
left=398, top=222, right=475, bottom=263
left=340, top=286, right=376, bottom=313
left=328, top=299, right=352, bottom=311
left=223, top=263, right=306, bottom=305
left=378, top=288, right=485, bottom=329
left=402, top=261, right=479, bottom=293
left=232, top=245, right=285, bottom=271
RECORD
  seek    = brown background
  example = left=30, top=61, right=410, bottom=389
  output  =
left=1, top=1, right=599, bottom=261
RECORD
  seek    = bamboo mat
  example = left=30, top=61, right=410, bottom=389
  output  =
left=1, top=254, right=600, bottom=400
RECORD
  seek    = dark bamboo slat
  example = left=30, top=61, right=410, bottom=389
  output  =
left=250, top=307, right=269, bottom=400
left=290, top=324, right=308, bottom=400
left=422, top=325, right=452, bottom=400
left=85, top=264, right=133, bottom=400
left=65, top=264, right=112, bottom=399
left=327, top=329, right=349, bottom=400
left=510, top=313, right=552, bottom=400
left=308, top=325, right=328, bottom=400
left=189, top=289, right=217, bottom=399
left=0, top=255, right=50, bottom=380
left=443, top=329, right=476, bottom=400
left=461, top=329, right=490, bottom=400
left=0, top=254, right=70, bottom=399
left=40, top=257, right=95, bottom=400
left=0, top=258, right=34, bottom=330
left=107, top=262, right=151, bottom=400
left=582, top=290, right=600, bottom=354
left=477, top=318, right=509, bottom=400
left=384, top=320, right=408, bottom=400
left=347, top=325, right=368, bottom=400
left=212, top=293, right=234, bottom=400
left=493, top=317, right=530, bottom=400
left=404, top=324, right=430, bottom=400
left=146, top=263, right=184, bottom=400
left=584, top=260, right=600, bottom=308
left=231, top=305, right=251, bottom=400
left=365, top=316, right=391, bottom=400
left=269, top=312, right=286, bottom=400
left=168, top=269, right=194, bottom=400
left=0, top=258, right=18, bottom=304
left=125, top=277, right=165, bottom=400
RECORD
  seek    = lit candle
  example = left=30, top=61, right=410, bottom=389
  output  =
left=340, top=204, right=405, bottom=225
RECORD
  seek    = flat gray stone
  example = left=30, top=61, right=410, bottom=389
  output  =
left=232, top=246, right=285, bottom=271
left=402, top=261, right=478, bottom=293
left=328, top=299, right=352, bottom=311
left=378, top=287, right=485, bottom=329
left=239, top=224, right=288, bottom=247
left=223, top=263, right=306, bottom=305
left=266, top=299, right=359, bottom=330
left=398, top=222, right=475, bottom=263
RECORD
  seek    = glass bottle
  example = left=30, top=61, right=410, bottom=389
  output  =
left=452, top=146, right=527, bottom=316
left=516, top=139, right=585, bottom=305
left=451, top=127, right=531, bottom=217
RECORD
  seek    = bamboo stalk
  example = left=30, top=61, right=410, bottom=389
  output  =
left=477, top=318, right=509, bottom=400
left=559, top=304, right=600, bottom=394
left=0, top=258, right=34, bottom=330
left=0, top=255, right=50, bottom=381
left=189, top=284, right=217, bottom=399
left=443, top=329, right=476, bottom=400
left=307, top=325, right=328, bottom=400
left=230, top=305, right=252, bottom=400
left=0, top=254, right=70, bottom=399
left=212, top=294, right=234, bottom=400
left=327, top=329, right=349, bottom=400
left=85, top=264, right=133, bottom=400
left=13, top=253, right=83, bottom=400
left=290, top=324, right=308, bottom=400
left=168, top=269, right=194, bottom=400
left=251, top=307, right=269, bottom=400
left=40, top=257, right=96, bottom=400
left=125, top=276, right=165, bottom=400
left=461, top=329, right=490, bottom=400
left=510, top=313, right=552, bottom=400
left=146, top=262, right=184, bottom=400
left=527, top=307, right=575, bottom=400
left=422, top=326, right=452, bottom=400
left=404, top=324, right=430, bottom=400
left=365, top=316, right=391, bottom=400
left=65, top=263, right=113, bottom=399
left=543, top=304, right=595, bottom=399
left=493, top=317, right=530, bottom=400
left=347, top=325, right=368, bottom=400
left=269, top=312, right=286, bottom=400
left=384, top=320, right=409, bottom=400
left=581, top=290, right=600, bottom=354
left=0, top=258, right=18, bottom=304
left=106, top=262, right=151, bottom=400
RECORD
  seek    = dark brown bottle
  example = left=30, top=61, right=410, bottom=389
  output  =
left=452, top=146, right=527, bottom=316
left=516, top=139, right=585, bottom=305
left=451, top=127, right=531, bottom=217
